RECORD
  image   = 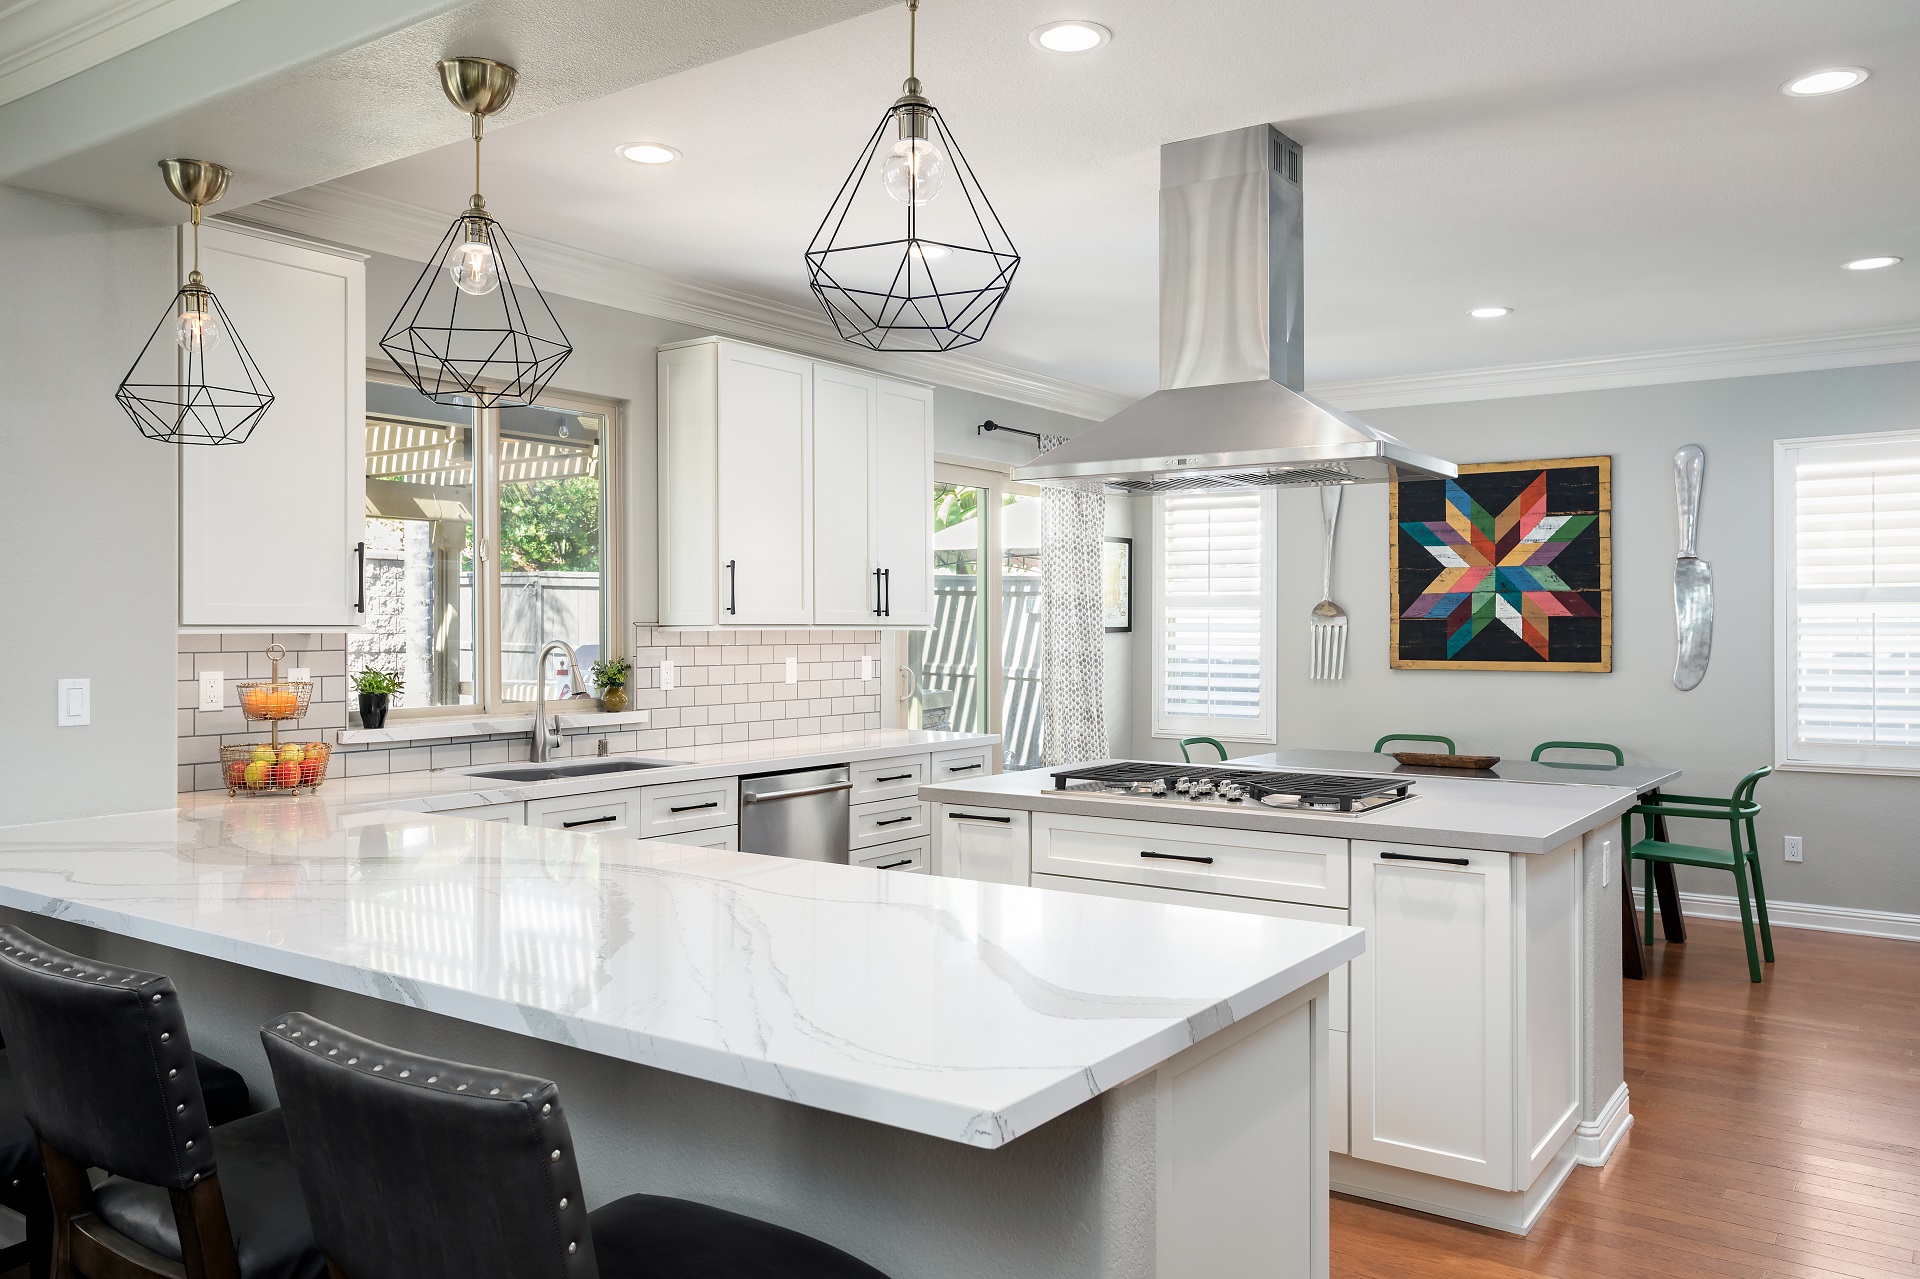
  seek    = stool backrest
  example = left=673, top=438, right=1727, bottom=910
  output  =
left=1373, top=733, right=1456, bottom=755
left=262, top=1013, right=595, bottom=1279
left=0, top=924, right=215, bottom=1190
left=1530, top=740, right=1625, bottom=765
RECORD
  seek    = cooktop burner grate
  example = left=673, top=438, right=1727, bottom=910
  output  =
left=1047, top=763, right=1414, bottom=813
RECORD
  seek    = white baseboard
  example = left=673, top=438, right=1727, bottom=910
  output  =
left=1573, top=1082, right=1632, bottom=1167
left=1332, top=1139, right=1579, bottom=1237
left=1632, top=887, right=1920, bottom=942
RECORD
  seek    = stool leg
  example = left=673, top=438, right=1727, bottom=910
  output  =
left=1729, top=861, right=1762, bottom=983
left=1643, top=856, right=1658, bottom=948
left=1746, top=852, right=1775, bottom=963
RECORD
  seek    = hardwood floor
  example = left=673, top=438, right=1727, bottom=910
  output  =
left=1333, top=918, right=1920, bottom=1278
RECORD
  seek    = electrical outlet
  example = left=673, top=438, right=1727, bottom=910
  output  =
left=1601, top=838, right=1612, bottom=887
left=1784, top=835, right=1804, bottom=863
left=289, top=667, right=310, bottom=683
left=56, top=678, right=90, bottom=727
left=860, top=655, right=875, bottom=681
left=198, top=671, right=225, bottom=712
left=659, top=660, right=675, bottom=692
left=785, top=656, right=799, bottom=684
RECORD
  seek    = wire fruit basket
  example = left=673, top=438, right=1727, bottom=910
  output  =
left=222, top=643, right=331, bottom=796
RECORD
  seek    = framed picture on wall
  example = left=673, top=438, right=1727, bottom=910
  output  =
left=1389, top=455, right=1612, bottom=671
left=1103, top=537, right=1132, bottom=633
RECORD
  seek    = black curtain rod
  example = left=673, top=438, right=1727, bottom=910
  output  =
left=977, top=419, right=1043, bottom=447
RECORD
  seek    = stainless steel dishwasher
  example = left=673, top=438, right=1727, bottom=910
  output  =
left=740, top=765, right=851, bottom=862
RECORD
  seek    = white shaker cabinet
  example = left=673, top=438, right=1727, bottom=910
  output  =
left=932, top=804, right=1031, bottom=884
left=178, top=225, right=365, bottom=629
left=812, top=364, right=880, bottom=625
left=872, top=379, right=934, bottom=625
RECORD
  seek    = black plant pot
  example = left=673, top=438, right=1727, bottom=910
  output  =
left=358, top=692, right=390, bottom=730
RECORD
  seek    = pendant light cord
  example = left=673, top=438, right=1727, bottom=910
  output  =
left=471, top=111, right=485, bottom=207
left=189, top=201, right=202, bottom=286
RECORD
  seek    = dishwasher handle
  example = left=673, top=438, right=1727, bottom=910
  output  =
left=742, top=781, right=854, bottom=803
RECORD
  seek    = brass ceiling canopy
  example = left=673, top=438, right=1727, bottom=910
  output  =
left=437, top=56, right=517, bottom=117
left=159, top=158, right=230, bottom=210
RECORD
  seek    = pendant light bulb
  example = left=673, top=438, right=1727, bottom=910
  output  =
left=448, top=227, right=500, bottom=295
left=882, top=136, right=947, bottom=205
left=175, top=294, right=224, bottom=351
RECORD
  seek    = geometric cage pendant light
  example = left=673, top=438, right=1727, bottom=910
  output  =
left=380, top=57, right=573, bottom=408
left=116, top=159, right=275, bottom=445
left=805, top=0, right=1020, bottom=353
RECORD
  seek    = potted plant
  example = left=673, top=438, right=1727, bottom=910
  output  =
left=589, top=655, right=631, bottom=712
left=351, top=668, right=404, bottom=729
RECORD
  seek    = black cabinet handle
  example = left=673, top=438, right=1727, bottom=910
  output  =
left=1141, top=850, right=1214, bottom=865
left=725, top=560, right=738, bottom=616
left=669, top=801, right=719, bottom=814
left=945, top=763, right=983, bottom=773
left=354, top=541, right=365, bottom=613
left=875, top=858, right=914, bottom=870
left=881, top=567, right=891, bottom=617
left=876, top=815, right=915, bottom=827
left=873, top=568, right=884, bottom=617
left=1380, top=851, right=1471, bottom=867
left=876, top=772, right=915, bottom=782
left=562, top=815, right=618, bottom=829
left=948, top=812, right=1011, bottom=823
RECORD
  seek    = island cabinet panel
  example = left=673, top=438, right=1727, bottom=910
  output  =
left=1349, top=842, right=1516, bottom=1190
left=1522, top=840, right=1583, bottom=1186
left=932, top=805, right=1031, bottom=884
left=1031, top=812, right=1349, bottom=908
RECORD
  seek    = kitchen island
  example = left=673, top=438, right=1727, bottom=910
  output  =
left=922, top=752, right=1675, bottom=1235
left=0, top=798, right=1359, bottom=1279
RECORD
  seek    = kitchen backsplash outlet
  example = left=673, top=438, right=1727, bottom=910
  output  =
left=178, top=629, right=882, bottom=792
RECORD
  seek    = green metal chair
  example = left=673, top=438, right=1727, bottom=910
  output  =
left=1373, top=734, right=1456, bottom=755
left=1621, top=766, right=1774, bottom=982
left=1179, top=736, right=1228, bottom=763
left=1531, top=740, right=1625, bottom=766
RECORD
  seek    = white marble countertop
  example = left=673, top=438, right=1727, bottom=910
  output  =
left=0, top=804, right=1361, bottom=1148
left=187, top=730, right=1000, bottom=818
left=922, top=757, right=1675, bottom=854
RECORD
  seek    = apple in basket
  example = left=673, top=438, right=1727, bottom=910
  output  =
left=299, top=754, right=325, bottom=786
left=224, top=760, right=247, bottom=788
left=244, top=760, right=272, bottom=789
left=274, top=760, right=302, bottom=789
left=278, top=743, right=304, bottom=764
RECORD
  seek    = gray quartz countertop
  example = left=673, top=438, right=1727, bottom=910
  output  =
left=920, top=753, right=1680, bottom=855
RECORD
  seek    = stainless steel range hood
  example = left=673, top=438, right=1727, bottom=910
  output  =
left=1016, top=125, right=1456, bottom=491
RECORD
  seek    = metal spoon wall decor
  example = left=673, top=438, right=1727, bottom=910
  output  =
left=1672, top=444, right=1712, bottom=690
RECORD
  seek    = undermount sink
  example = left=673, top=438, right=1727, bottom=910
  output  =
left=466, top=759, right=684, bottom=783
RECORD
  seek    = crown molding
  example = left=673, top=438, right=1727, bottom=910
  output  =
left=1309, top=323, right=1920, bottom=410
left=0, top=0, right=243, bottom=108
left=237, top=183, right=1134, bottom=423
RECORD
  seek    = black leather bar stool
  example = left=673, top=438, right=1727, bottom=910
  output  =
left=261, top=1013, right=892, bottom=1279
left=0, top=924, right=324, bottom=1279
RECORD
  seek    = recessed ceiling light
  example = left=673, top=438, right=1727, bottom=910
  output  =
left=1469, top=307, right=1512, bottom=319
left=1030, top=20, right=1111, bottom=53
left=617, top=142, right=680, bottom=165
left=1844, top=256, right=1901, bottom=270
left=1781, top=67, right=1868, bottom=96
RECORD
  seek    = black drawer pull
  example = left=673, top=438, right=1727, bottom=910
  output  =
left=669, top=801, right=719, bottom=813
left=945, top=762, right=983, bottom=773
left=1141, top=850, right=1214, bottom=865
left=874, top=858, right=914, bottom=870
left=875, top=815, right=915, bottom=827
left=562, top=815, right=617, bottom=829
left=948, top=812, right=1010, bottom=823
left=876, top=772, right=915, bottom=782
left=1380, top=851, right=1471, bottom=867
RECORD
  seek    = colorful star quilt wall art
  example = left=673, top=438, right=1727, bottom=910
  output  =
left=1390, top=456, right=1612, bottom=671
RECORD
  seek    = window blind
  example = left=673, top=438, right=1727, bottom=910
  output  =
left=1156, top=491, right=1272, bottom=733
left=1781, top=435, right=1920, bottom=767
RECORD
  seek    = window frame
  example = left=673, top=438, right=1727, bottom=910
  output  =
left=362, top=363, right=624, bottom=721
left=1773, top=428, right=1920, bottom=776
left=1151, top=487, right=1278, bottom=744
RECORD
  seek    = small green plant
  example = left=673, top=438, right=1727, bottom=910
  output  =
left=589, top=655, right=630, bottom=691
left=352, top=668, right=404, bottom=697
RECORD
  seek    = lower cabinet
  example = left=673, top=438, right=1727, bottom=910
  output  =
left=855, top=836, right=929, bottom=874
left=645, top=825, right=737, bottom=852
left=928, top=745, right=992, bottom=784
left=526, top=790, right=643, bottom=836
left=851, top=797, right=928, bottom=850
left=1348, top=839, right=1580, bottom=1192
left=932, top=805, right=1031, bottom=884
left=525, top=777, right=738, bottom=841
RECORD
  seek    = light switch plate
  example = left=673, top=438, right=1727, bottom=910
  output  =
left=57, top=678, right=90, bottom=726
left=660, top=659, right=675, bottom=691
left=860, top=655, right=875, bottom=681
left=199, top=671, right=225, bottom=711
left=785, top=656, right=798, bottom=684
left=1600, top=838, right=1611, bottom=886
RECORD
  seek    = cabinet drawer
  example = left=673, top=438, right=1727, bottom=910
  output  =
left=851, top=797, right=928, bottom=850
left=441, top=801, right=525, bottom=825
left=527, top=791, right=641, bottom=836
left=851, top=754, right=928, bottom=803
left=645, top=824, right=737, bottom=852
left=928, top=746, right=991, bottom=782
left=635, top=776, right=739, bottom=838
left=855, top=836, right=929, bottom=874
left=1030, top=873, right=1348, bottom=1031
left=1033, top=813, right=1348, bottom=908
left=933, top=805, right=1031, bottom=884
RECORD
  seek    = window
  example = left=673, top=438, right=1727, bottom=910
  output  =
left=1776, top=431, right=1920, bottom=773
left=1154, top=489, right=1275, bottom=742
left=351, top=374, right=621, bottom=718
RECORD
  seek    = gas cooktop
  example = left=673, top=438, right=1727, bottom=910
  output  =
left=1046, top=762, right=1414, bottom=815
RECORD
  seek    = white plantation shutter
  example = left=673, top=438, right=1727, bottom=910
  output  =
left=1155, top=490, right=1275, bottom=739
left=1778, top=433, right=1920, bottom=770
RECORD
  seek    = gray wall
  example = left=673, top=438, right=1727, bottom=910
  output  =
left=0, top=187, right=178, bottom=824
left=1132, top=361, right=1920, bottom=917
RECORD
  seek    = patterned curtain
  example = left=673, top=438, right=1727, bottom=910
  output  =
left=1040, top=433, right=1108, bottom=766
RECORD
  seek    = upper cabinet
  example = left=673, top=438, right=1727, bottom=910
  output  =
left=178, top=225, right=366, bottom=629
left=658, top=337, right=933, bottom=628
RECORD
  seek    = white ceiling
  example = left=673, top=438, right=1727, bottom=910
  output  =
left=314, top=0, right=1920, bottom=401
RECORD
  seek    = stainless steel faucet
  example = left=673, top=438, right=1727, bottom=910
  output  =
left=532, top=640, right=586, bottom=763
